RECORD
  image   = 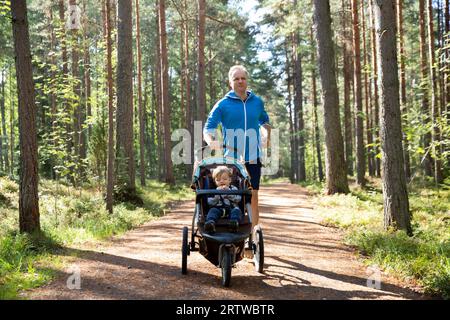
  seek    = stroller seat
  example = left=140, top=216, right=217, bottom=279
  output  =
left=197, top=166, right=251, bottom=228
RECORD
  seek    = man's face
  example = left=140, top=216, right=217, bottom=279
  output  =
left=230, top=69, right=247, bottom=94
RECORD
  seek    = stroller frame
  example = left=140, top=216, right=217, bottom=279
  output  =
left=181, top=157, right=264, bottom=287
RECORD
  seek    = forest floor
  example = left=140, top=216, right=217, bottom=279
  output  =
left=25, top=182, right=430, bottom=300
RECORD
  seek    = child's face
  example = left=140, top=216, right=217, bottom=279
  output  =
left=215, top=173, right=231, bottom=188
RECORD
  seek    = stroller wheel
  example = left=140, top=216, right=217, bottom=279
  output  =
left=253, top=226, right=264, bottom=273
left=221, top=249, right=232, bottom=287
left=181, top=227, right=189, bottom=274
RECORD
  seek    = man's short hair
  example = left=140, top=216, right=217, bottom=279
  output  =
left=228, top=65, right=249, bottom=83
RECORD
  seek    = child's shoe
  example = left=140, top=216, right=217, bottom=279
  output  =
left=229, top=220, right=239, bottom=233
left=204, top=220, right=216, bottom=233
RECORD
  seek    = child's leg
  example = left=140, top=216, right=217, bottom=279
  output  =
left=206, top=207, right=221, bottom=222
left=230, top=208, right=242, bottom=222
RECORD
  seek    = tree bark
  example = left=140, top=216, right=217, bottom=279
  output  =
left=419, top=0, right=433, bottom=177
left=426, top=0, right=444, bottom=184
left=311, top=27, right=324, bottom=182
left=313, top=0, right=349, bottom=194
left=292, top=30, right=306, bottom=181
left=9, top=65, right=14, bottom=177
left=11, top=0, right=41, bottom=233
left=69, top=0, right=85, bottom=180
left=159, top=0, right=175, bottom=184
left=370, top=0, right=381, bottom=177
left=362, top=3, right=375, bottom=177
left=155, top=3, right=164, bottom=181
left=105, top=0, right=115, bottom=213
left=285, top=42, right=296, bottom=183
left=0, top=69, right=9, bottom=173
left=373, top=0, right=411, bottom=235
left=396, top=0, right=411, bottom=181
left=443, top=0, right=450, bottom=164
left=342, top=0, right=354, bottom=176
left=135, top=0, right=146, bottom=187
left=184, top=0, right=193, bottom=178
left=82, top=0, right=92, bottom=141
left=116, top=0, right=136, bottom=194
left=351, top=0, right=366, bottom=186
left=197, top=0, right=206, bottom=125
left=59, top=0, right=73, bottom=169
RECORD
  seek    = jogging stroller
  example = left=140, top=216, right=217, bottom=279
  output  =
left=181, top=157, right=264, bottom=287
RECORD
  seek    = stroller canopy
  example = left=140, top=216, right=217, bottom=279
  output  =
left=192, top=157, right=250, bottom=182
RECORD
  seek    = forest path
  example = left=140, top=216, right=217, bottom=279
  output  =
left=26, top=182, right=426, bottom=300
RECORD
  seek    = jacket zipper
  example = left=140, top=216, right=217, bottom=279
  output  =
left=243, top=99, right=247, bottom=162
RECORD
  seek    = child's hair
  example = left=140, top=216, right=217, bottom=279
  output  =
left=212, top=166, right=232, bottom=181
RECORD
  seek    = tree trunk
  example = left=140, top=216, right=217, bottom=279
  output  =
left=116, top=0, right=136, bottom=194
left=105, top=0, right=115, bottom=213
left=1, top=69, right=9, bottom=173
left=197, top=0, right=206, bottom=126
left=285, top=43, right=296, bottom=184
left=9, top=65, right=14, bottom=177
left=351, top=0, right=366, bottom=186
left=396, top=0, right=411, bottom=181
left=69, top=0, right=85, bottom=180
left=135, top=0, right=146, bottom=187
left=184, top=0, right=193, bottom=178
left=155, top=3, right=164, bottom=181
left=48, top=5, right=57, bottom=179
left=292, top=31, right=306, bottom=181
left=0, top=71, right=3, bottom=171
left=159, top=0, right=175, bottom=184
left=342, top=0, right=354, bottom=176
left=427, top=0, right=444, bottom=184
left=419, top=0, right=434, bottom=177
left=311, top=27, right=324, bottom=182
left=313, top=0, right=349, bottom=194
left=11, top=0, right=40, bottom=233
left=370, top=0, right=381, bottom=177
left=59, top=0, right=73, bottom=170
left=373, top=0, right=411, bottom=235
left=443, top=0, right=450, bottom=165
left=362, top=3, right=375, bottom=177
left=82, top=0, right=92, bottom=141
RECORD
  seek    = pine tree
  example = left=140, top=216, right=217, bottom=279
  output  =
left=313, top=0, right=349, bottom=194
left=11, top=0, right=40, bottom=233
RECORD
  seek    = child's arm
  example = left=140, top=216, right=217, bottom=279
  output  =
left=226, top=186, right=241, bottom=204
left=207, top=194, right=220, bottom=206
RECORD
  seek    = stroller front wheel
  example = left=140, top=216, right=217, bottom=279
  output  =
left=181, top=226, right=189, bottom=274
left=221, top=249, right=232, bottom=287
left=253, top=226, right=264, bottom=273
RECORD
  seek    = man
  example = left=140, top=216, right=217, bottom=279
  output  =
left=203, top=65, right=272, bottom=228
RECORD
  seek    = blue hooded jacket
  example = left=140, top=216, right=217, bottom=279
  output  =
left=203, top=90, right=270, bottom=162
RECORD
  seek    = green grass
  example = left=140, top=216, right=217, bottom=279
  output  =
left=0, top=177, right=192, bottom=299
left=307, top=177, right=450, bottom=299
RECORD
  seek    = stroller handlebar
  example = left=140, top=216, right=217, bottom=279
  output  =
left=195, top=189, right=252, bottom=197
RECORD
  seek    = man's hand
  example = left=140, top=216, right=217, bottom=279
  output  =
left=208, top=140, right=222, bottom=150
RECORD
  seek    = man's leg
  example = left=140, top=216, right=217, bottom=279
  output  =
left=251, top=190, right=259, bottom=227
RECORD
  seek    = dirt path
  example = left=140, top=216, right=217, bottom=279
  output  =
left=26, top=182, right=427, bottom=300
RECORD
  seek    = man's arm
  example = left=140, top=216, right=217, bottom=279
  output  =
left=204, top=131, right=222, bottom=150
left=261, top=123, right=272, bottom=148
left=203, top=102, right=222, bottom=150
